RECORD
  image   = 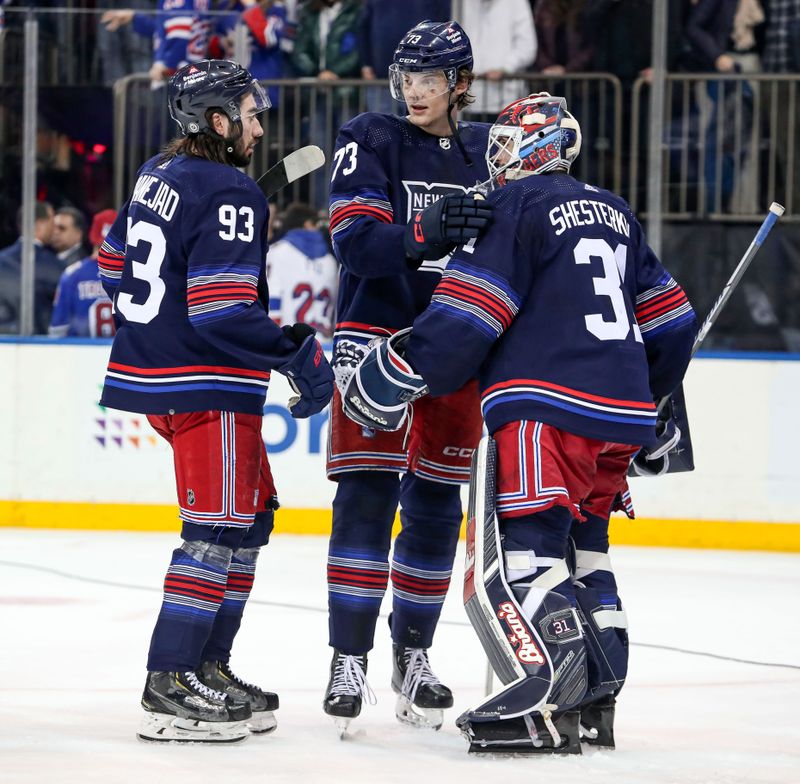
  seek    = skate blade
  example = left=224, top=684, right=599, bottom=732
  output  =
left=395, top=695, right=443, bottom=731
left=137, top=712, right=250, bottom=744
left=467, top=737, right=582, bottom=755
left=248, top=711, right=277, bottom=735
left=332, top=717, right=353, bottom=739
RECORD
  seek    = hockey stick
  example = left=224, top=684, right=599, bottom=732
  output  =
left=255, top=145, right=326, bottom=199
left=655, top=200, right=784, bottom=413
left=686, top=201, right=784, bottom=361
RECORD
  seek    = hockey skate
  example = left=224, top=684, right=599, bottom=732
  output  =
left=580, top=694, right=616, bottom=748
left=137, top=670, right=251, bottom=743
left=457, top=709, right=582, bottom=755
left=391, top=645, right=453, bottom=730
left=322, top=650, right=375, bottom=738
left=197, top=660, right=279, bottom=735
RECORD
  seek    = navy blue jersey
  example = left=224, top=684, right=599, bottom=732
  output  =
left=49, top=257, right=115, bottom=338
left=99, top=153, right=296, bottom=416
left=328, top=112, right=490, bottom=347
left=406, top=174, right=698, bottom=447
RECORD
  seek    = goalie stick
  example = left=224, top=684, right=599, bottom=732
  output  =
left=255, top=145, right=326, bottom=199
left=681, top=201, right=785, bottom=368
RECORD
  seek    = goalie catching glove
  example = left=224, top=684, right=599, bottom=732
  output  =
left=342, top=328, right=428, bottom=431
left=277, top=323, right=335, bottom=418
left=404, top=194, right=493, bottom=264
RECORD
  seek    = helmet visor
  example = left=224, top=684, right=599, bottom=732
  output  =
left=388, top=65, right=455, bottom=103
left=248, top=80, right=271, bottom=113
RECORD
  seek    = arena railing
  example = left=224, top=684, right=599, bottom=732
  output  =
left=113, top=73, right=624, bottom=211
left=630, top=73, right=798, bottom=222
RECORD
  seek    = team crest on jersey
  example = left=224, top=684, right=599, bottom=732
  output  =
left=439, top=137, right=451, bottom=150
left=401, top=180, right=473, bottom=222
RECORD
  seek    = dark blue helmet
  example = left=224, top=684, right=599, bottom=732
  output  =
left=389, top=21, right=473, bottom=102
left=168, top=59, right=270, bottom=136
left=392, top=20, right=473, bottom=73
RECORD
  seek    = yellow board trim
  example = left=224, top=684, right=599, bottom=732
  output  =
left=1, top=500, right=800, bottom=552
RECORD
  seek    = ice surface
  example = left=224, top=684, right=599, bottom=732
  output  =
left=1, top=529, right=798, bottom=784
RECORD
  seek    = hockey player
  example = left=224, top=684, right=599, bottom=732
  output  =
left=340, top=94, right=697, bottom=753
left=49, top=209, right=118, bottom=338
left=267, top=202, right=337, bottom=338
left=322, top=20, right=494, bottom=733
left=98, top=59, right=334, bottom=743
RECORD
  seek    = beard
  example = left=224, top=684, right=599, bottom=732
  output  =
left=225, top=135, right=253, bottom=168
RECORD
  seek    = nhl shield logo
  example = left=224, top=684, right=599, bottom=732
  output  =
left=187, top=489, right=196, bottom=507
left=439, top=137, right=451, bottom=150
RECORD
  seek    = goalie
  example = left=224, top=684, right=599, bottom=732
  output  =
left=339, top=94, right=697, bottom=753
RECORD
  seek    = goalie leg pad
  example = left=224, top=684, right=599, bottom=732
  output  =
left=462, top=437, right=588, bottom=723
left=569, top=514, right=629, bottom=704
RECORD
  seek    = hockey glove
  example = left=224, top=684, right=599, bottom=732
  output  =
left=404, top=194, right=493, bottom=264
left=342, top=328, right=428, bottom=431
left=277, top=323, right=335, bottom=419
left=631, top=413, right=681, bottom=477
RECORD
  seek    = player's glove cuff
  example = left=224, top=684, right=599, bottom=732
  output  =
left=278, top=323, right=335, bottom=419
left=631, top=419, right=681, bottom=477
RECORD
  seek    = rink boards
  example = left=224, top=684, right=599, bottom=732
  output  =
left=1, top=338, right=799, bottom=551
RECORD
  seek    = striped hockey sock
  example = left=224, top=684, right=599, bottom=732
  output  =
left=147, top=544, right=229, bottom=672
left=201, top=547, right=259, bottom=663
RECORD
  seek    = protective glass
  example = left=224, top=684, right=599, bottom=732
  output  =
left=388, top=65, right=454, bottom=103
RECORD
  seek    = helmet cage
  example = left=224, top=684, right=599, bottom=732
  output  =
left=388, top=64, right=458, bottom=103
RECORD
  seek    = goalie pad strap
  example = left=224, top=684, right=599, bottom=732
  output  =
left=592, top=607, right=628, bottom=630
left=573, top=549, right=612, bottom=580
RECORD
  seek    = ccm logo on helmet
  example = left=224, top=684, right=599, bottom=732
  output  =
left=443, top=446, right=474, bottom=458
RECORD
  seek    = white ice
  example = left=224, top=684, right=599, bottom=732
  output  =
left=1, top=528, right=798, bottom=784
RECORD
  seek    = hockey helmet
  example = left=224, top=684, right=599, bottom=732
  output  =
left=389, top=21, right=473, bottom=103
left=486, top=93, right=582, bottom=182
left=168, top=59, right=270, bottom=136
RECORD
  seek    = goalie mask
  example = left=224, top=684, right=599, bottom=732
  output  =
left=486, top=93, right=582, bottom=183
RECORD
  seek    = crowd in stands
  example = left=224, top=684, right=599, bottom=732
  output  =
left=1, top=0, right=798, bottom=336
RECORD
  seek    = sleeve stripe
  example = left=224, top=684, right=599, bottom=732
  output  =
left=435, top=279, right=515, bottom=329
left=186, top=266, right=259, bottom=321
left=635, top=278, right=691, bottom=331
left=329, top=193, right=393, bottom=237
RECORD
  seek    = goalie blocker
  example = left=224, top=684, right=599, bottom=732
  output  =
left=459, top=436, right=588, bottom=754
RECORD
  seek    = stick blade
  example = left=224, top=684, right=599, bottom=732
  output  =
left=256, top=145, right=326, bottom=199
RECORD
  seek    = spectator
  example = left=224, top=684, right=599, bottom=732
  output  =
left=684, top=0, right=764, bottom=213
left=291, top=0, right=362, bottom=205
left=49, top=209, right=118, bottom=339
left=217, top=1, right=288, bottom=106
left=52, top=207, right=87, bottom=269
left=583, top=0, right=686, bottom=86
left=267, top=201, right=337, bottom=338
left=291, top=0, right=361, bottom=80
left=359, top=0, right=451, bottom=112
left=457, top=0, right=537, bottom=119
left=96, top=0, right=154, bottom=86
left=101, top=1, right=212, bottom=85
left=533, top=0, right=594, bottom=74
left=0, top=201, right=62, bottom=335
left=761, top=0, right=800, bottom=212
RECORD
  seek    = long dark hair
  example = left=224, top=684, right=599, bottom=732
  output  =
left=159, top=107, right=243, bottom=165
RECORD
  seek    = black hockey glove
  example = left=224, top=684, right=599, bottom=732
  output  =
left=278, top=323, right=335, bottom=419
left=404, top=194, right=493, bottom=265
